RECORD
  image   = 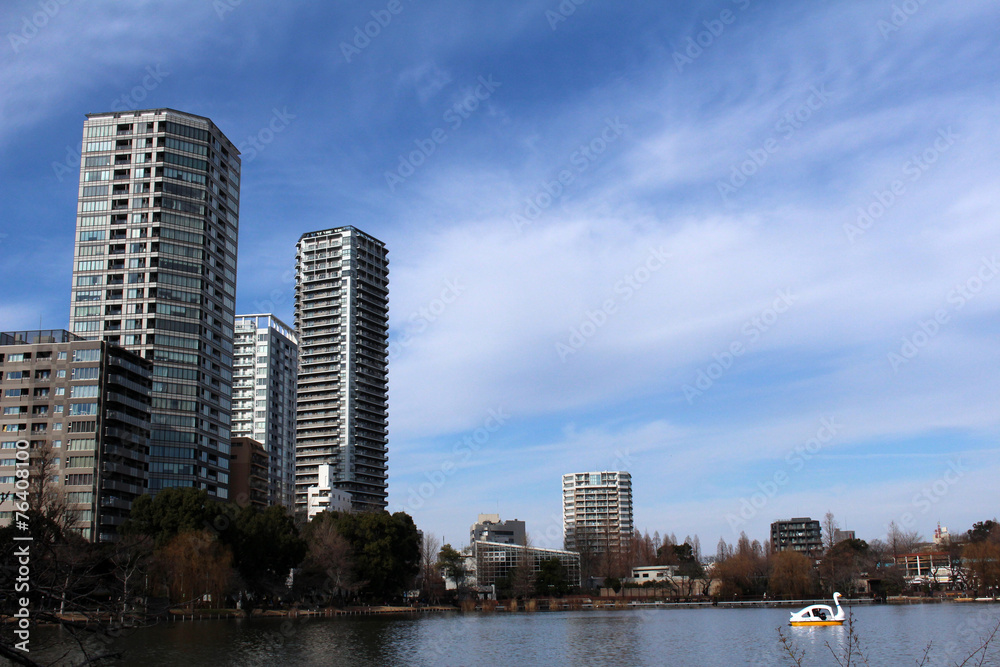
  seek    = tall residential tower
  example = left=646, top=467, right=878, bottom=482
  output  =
left=232, top=313, right=297, bottom=508
left=294, top=227, right=388, bottom=514
left=68, top=109, right=240, bottom=499
left=562, top=471, right=634, bottom=555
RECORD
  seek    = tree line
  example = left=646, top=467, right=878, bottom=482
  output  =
left=414, top=514, right=1000, bottom=602
left=0, top=487, right=421, bottom=624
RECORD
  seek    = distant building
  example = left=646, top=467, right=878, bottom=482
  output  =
left=0, top=330, right=151, bottom=542
left=933, top=523, right=951, bottom=545
left=771, top=517, right=823, bottom=554
left=232, top=314, right=298, bottom=509
left=229, top=437, right=269, bottom=509
left=306, top=463, right=353, bottom=520
left=626, top=565, right=713, bottom=596
left=895, top=551, right=955, bottom=588
left=470, top=514, right=526, bottom=545
left=470, top=540, right=582, bottom=590
left=629, top=565, right=678, bottom=583
left=562, top=471, right=633, bottom=555
left=834, top=529, right=856, bottom=544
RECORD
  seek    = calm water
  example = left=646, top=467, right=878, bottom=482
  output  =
left=21, top=604, right=1000, bottom=666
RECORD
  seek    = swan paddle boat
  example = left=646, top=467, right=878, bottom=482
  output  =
left=788, top=592, right=845, bottom=626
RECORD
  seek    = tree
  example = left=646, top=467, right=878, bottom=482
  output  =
left=151, top=529, right=233, bottom=610
left=963, top=540, right=1000, bottom=597
left=820, top=538, right=868, bottom=595
left=299, top=515, right=356, bottom=604
left=769, top=550, right=815, bottom=599
left=714, top=532, right=768, bottom=598
left=967, top=519, right=1000, bottom=544
left=121, top=487, right=222, bottom=547
left=887, top=521, right=922, bottom=558
left=535, top=557, right=570, bottom=597
left=229, top=504, right=305, bottom=602
left=107, top=534, right=154, bottom=622
left=437, top=543, right=466, bottom=587
left=418, top=533, right=445, bottom=602
left=328, top=510, right=420, bottom=601
left=822, top=511, right=839, bottom=553
left=672, top=542, right=706, bottom=597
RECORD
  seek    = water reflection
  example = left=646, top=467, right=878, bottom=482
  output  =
left=28, top=604, right=996, bottom=666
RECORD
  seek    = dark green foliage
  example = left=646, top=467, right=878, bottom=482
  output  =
left=967, top=519, right=999, bottom=543
left=437, top=543, right=466, bottom=582
left=121, top=489, right=305, bottom=601
left=229, top=505, right=306, bottom=598
left=309, top=510, right=420, bottom=600
left=120, top=487, right=221, bottom=547
left=535, top=558, right=570, bottom=596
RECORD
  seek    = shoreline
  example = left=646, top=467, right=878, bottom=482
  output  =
left=6, top=596, right=996, bottom=626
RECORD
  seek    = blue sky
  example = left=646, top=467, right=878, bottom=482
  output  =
left=2, top=0, right=999, bottom=549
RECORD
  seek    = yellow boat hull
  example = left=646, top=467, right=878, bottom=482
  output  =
left=790, top=620, right=844, bottom=627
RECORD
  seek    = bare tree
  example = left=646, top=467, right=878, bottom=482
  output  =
left=418, top=533, right=444, bottom=602
left=304, top=520, right=356, bottom=601
left=108, top=535, right=154, bottom=623
left=887, top=521, right=923, bottom=559
left=823, top=511, right=839, bottom=552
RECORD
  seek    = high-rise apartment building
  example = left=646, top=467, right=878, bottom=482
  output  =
left=562, top=471, right=634, bottom=555
left=771, top=517, right=823, bottom=554
left=232, top=314, right=297, bottom=508
left=294, top=227, right=388, bottom=514
left=0, top=330, right=151, bottom=542
left=68, top=108, right=240, bottom=500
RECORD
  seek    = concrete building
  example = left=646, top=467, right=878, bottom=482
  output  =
left=470, top=514, right=526, bottom=545
left=771, top=518, right=823, bottom=554
left=0, top=330, right=151, bottom=542
left=232, top=314, right=297, bottom=508
left=562, top=471, right=633, bottom=555
left=229, top=437, right=269, bottom=509
left=833, top=529, right=856, bottom=544
left=294, top=227, right=388, bottom=514
left=67, top=108, right=240, bottom=500
left=306, top=463, right=353, bottom=520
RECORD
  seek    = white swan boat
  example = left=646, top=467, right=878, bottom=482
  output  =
left=788, top=592, right=845, bottom=626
